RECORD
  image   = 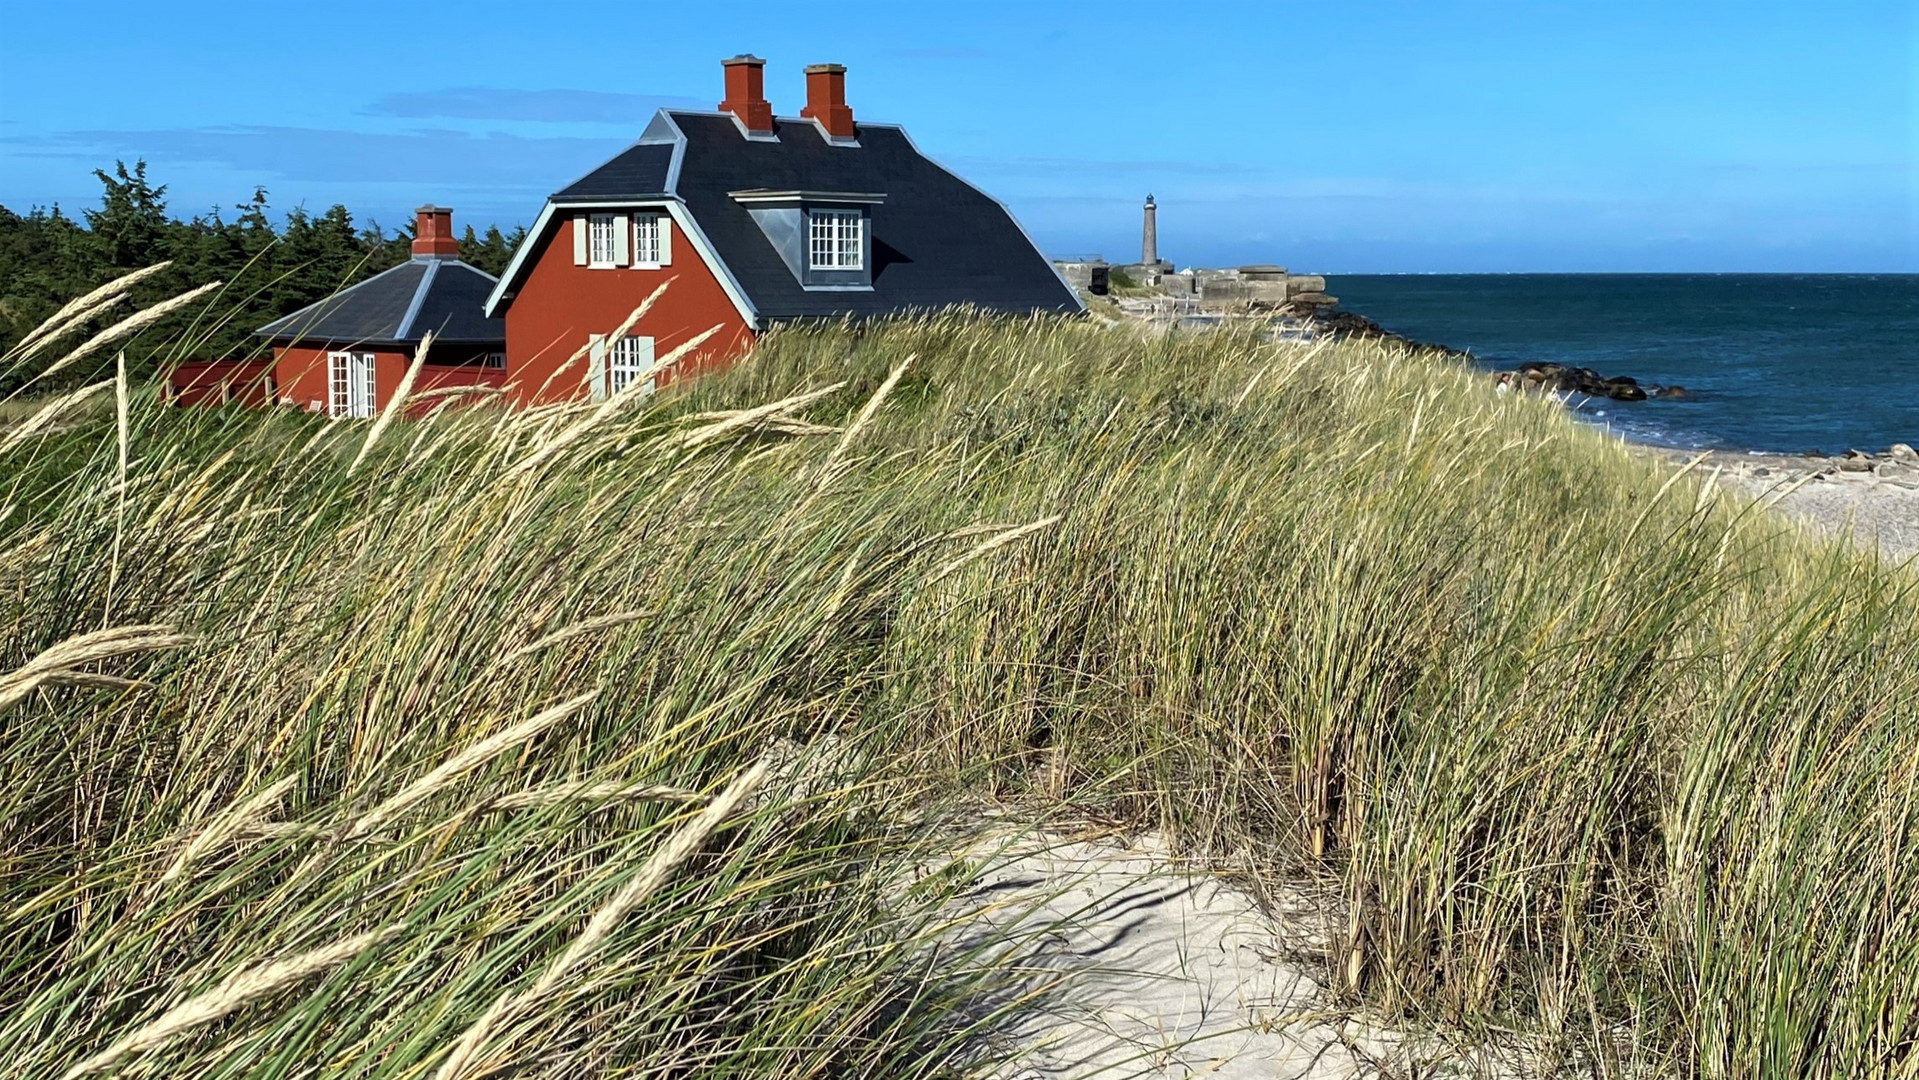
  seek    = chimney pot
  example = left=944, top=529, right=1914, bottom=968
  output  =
left=719, top=54, right=774, bottom=133
left=413, top=204, right=459, bottom=258
left=801, top=62, right=856, bottom=139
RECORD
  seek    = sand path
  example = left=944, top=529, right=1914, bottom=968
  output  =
left=949, top=833, right=1530, bottom=1079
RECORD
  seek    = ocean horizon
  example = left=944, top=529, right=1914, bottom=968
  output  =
left=1329, top=273, right=1919, bottom=455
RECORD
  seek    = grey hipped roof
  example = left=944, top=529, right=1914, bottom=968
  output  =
left=255, top=258, right=505, bottom=346
left=503, top=111, right=1081, bottom=324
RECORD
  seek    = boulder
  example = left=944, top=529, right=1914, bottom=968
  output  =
left=1890, top=443, right=1918, bottom=462
left=1512, top=362, right=1649, bottom=402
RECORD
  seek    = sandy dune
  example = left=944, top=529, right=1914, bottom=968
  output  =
left=947, top=833, right=1531, bottom=1079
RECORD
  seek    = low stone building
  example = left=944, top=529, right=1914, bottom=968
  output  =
left=1052, top=256, right=1110, bottom=295
left=1079, top=197, right=1336, bottom=313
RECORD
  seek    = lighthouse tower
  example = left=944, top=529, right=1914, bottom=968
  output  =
left=1142, top=194, right=1159, bottom=266
left=1134, top=194, right=1173, bottom=286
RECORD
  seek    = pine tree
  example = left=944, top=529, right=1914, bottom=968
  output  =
left=84, top=160, right=170, bottom=270
left=0, top=162, right=526, bottom=376
left=460, top=224, right=519, bottom=277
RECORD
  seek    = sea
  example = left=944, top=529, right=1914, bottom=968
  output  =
left=1327, top=274, right=1919, bottom=455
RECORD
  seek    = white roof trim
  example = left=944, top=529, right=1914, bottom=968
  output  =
left=637, top=109, right=681, bottom=145
left=727, top=189, right=886, bottom=205
left=661, top=113, right=688, bottom=192
left=484, top=201, right=555, bottom=317
left=392, top=258, right=439, bottom=340
left=890, top=125, right=1086, bottom=315
left=484, top=197, right=760, bottom=331
left=724, top=110, right=780, bottom=142
left=662, top=199, right=760, bottom=330
left=804, top=116, right=861, bottom=148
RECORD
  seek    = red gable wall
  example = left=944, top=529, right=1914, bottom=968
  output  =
left=502, top=212, right=754, bottom=406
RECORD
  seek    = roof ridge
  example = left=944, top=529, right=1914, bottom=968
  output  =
left=393, top=259, right=440, bottom=340
left=661, top=108, right=901, bottom=131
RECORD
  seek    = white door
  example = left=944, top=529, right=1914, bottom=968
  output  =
left=328, top=351, right=376, bottom=418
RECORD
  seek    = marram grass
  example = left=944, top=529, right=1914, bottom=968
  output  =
left=0, top=304, right=1915, bottom=1078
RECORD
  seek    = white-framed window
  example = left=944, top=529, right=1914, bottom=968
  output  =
left=633, top=214, right=663, bottom=267
left=608, top=335, right=656, bottom=396
left=481, top=351, right=506, bottom=370
left=327, top=351, right=376, bottom=419
left=587, top=213, right=618, bottom=267
left=808, top=209, right=863, bottom=270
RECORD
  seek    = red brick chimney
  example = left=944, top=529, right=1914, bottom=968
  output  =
left=412, top=205, right=459, bottom=258
left=801, top=63, right=855, bottom=138
left=719, top=54, right=774, bottom=133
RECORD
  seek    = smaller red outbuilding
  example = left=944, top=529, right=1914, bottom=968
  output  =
left=255, top=206, right=506, bottom=418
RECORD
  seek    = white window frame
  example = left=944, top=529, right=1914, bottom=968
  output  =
left=587, top=213, right=619, bottom=268
left=632, top=214, right=663, bottom=268
left=327, top=351, right=376, bottom=419
left=481, top=351, right=506, bottom=370
left=608, top=335, right=656, bottom=397
left=808, top=209, right=863, bottom=271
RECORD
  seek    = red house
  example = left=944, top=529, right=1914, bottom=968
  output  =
left=254, top=206, right=506, bottom=417
left=484, top=55, right=1083, bottom=404
left=180, top=55, right=1079, bottom=415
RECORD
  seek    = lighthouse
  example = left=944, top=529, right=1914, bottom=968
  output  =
left=1142, top=194, right=1159, bottom=266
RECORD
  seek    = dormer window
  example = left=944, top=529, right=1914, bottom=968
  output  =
left=809, top=210, right=864, bottom=271
left=731, top=189, right=882, bottom=290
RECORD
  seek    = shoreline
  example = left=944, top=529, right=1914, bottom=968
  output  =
left=1635, top=444, right=1919, bottom=564
left=1320, top=311, right=1919, bottom=562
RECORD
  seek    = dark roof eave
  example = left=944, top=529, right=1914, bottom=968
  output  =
left=256, top=333, right=505, bottom=347
left=758, top=304, right=1084, bottom=327
left=548, top=192, right=673, bottom=204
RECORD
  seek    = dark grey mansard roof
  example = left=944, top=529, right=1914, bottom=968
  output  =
left=256, top=258, right=504, bottom=345
left=533, top=111, right=1081, bottom=323
left=553, top=142, right=674, bottom=201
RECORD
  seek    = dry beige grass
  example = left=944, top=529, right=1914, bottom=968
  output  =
left=61, top=925, right=404, bottom=1080
left=433, top=756, right=774, bottom=1080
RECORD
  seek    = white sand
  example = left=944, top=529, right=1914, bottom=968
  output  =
left=947, top=832, right=1532, bottom=1079
left=1658, top=449, right=1919, bottom=564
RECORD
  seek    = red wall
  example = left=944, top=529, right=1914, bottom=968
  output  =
left=502, top=213, right=755, bottom=406
left=273, top=344, right=508, bottom=416
left=168, top=358, right=277, bottom=407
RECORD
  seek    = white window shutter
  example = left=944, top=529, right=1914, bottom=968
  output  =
left=587, top=334, right=607, bottom=402
left=572, top=217, right=588, bottom=266
left=658, top=217, right=672, bottom=266
left=638, top=336, right=658, bottom=397
left=612, top=214, right=630, bottom=266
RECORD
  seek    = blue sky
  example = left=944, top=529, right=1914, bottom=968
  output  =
left=1, top=0, right=1914, bottom=272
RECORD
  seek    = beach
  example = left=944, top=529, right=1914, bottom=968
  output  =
left=1639, top=446, right=1919, bottom=564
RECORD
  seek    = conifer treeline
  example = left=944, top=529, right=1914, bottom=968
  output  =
left=0, top=160, right=527, bottom=392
